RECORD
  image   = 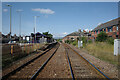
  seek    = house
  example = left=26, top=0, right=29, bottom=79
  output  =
left=1, top=33, right=19, bottom=43
left=90, top=17, right=120, bottom=40
left=62, top=29, right=90, bottom=43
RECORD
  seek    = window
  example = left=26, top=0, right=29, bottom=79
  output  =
left=116, top=26, right=118, bottom=31
left=109, top=28, right=112, bottom=32
left=108, top=28, right=110, bottom=32
left=116, top=35, right=118, bottom=38
left=96, top=31, right=98, bottom=34
left=104, top=29, right=106, bottom=32
left=108, top=27, right=112, bottom=32
left=109, top=36, right=112, bottom=37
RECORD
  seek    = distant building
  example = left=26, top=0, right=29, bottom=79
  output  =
left=62, top=29, right=90, bottom=43
left=31, top=32, right=53, bottom=43
left=1, top=33, right=19, bottom=43
left=90, top=17, right=119, bottom=40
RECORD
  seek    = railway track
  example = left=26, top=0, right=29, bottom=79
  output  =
left=63, top=43, right=111, bottom=80
left=2, top=42, right=60, bottom=80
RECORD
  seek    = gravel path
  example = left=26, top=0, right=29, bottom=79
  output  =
left=36, top=43, right=71, bottom=79
left=68, top=44, right=118, bottom=79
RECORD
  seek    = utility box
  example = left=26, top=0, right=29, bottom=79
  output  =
left=78, top=40, right=83, bottom=48
left=114, top=39, right=120, bottom=56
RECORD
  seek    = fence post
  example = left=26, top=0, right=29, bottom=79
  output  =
left=27, top=45, right=29, bottom=54
left=38, top=43, right=39, bottom=49
left=11, top=45, right=13, bottom=55
left=24, top=44, right=25, bottom=53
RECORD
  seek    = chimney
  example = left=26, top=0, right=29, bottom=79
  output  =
left=83, top=30, right=86, bottom=33
left=78, top=29, right=81, bottom=33
left=89, top=31, right=91, bottom=33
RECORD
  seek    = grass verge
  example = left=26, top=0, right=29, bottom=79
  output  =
left=83, top=42, right=118, bottom=65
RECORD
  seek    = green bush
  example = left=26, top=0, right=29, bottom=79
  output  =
left=96, top=32, right=108, bottom=42
left=107, top=37, right=114, bottom=45
left=88, top=40, right=92, bottom=43
left=81, top=37, right=87, bottom=44
left=65, top=40, right=71, bottom=44
left=72, top=40, right=77, bottom=46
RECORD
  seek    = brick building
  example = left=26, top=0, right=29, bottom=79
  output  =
left=90, top=17, right=119, bottom=40
left=62, top=30, right=90, bottom=43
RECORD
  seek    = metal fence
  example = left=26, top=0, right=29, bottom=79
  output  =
left=2, top=43, right=45, bottom=55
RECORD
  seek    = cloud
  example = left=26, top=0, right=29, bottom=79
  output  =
left=3, top=9, right=8, bottom=12
left=53, top=32, right=68, bottom=37
left=16, top=9, right=23, bottom=12
left=98, top=23, right=102, bottom=25
left=62, top=32, right=68, bottom=35
left=32, top=8, right=55, bottom=14
left=84, top=29, right=92, bottom=32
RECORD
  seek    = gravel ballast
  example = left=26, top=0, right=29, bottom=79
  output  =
left=68, top=44, right=118, bottom=79
left=36, top=43, right=71, bottom=79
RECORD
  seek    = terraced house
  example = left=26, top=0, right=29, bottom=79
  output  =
left=90, top=17, right=120, bottom=40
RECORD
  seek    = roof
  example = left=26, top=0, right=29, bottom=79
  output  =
left=92, top=17, right=120, bottom=31
left=66, top=31, right=86, bottom=36
left=36, top=32, right=46, bottom=37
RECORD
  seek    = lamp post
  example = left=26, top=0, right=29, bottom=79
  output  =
left=16, top=9, right=23, bottom=42
left=6, top=4, right=12, bottom=43
left=34, top=16, right=39, bottom=43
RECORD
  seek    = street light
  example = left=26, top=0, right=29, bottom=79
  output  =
left=6, top=4, right=12, bottom=43
left=16, top=9, right=23, bottom=42
left=34, top=16, right=39, bottom=43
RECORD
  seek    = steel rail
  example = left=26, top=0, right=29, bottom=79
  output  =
left=65, top=43, right=111, bottom=80
left=2, top=42, right=57, bottom=80
left=30, top=43, right=60, bottom=80
left=64, top=47, right=75, bottom=80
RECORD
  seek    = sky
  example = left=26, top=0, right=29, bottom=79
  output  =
left=2, top=2, right=118, bottom=38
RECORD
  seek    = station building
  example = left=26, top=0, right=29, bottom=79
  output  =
left=90, top=17, right=120, bottom=40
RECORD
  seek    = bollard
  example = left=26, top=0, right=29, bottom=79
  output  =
left=11, top=45, right=13, bottom=55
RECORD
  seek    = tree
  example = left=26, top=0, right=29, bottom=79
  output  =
left=81, top=37, right=87, bottom=44
left=31, top=33, right=34, bottom=37
left=96, top=32, right=108, bottom=42
left=43, top=32, right=53, bottom=38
